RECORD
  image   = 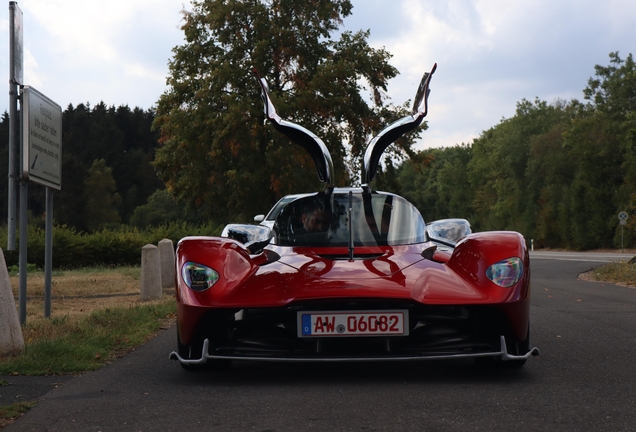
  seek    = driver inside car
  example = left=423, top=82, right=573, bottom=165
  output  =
left=301, top=201, right=329, bottom=234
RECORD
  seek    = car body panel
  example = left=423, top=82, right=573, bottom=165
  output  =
left=176, top=229, right=530, bottom=345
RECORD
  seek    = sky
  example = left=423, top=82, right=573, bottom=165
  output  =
left=2, top=0, right=636, bottom=150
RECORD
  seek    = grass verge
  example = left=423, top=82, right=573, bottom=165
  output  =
left=584, top=261, right=636, bottom=288
left=0, top=401, right=36, bottom=428
left=0, top=299, right=175, bottom=375
left=1, top=266, right=176, bottom=428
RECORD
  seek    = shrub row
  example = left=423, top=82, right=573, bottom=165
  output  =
left=0, top=222, right=223, bottom=270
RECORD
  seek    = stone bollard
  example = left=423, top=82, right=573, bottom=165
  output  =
left=0, top=249, right=25, bottom=356
left=140, top=244, right=162, bottom=301
left=158, top=238, right=175, bottom=289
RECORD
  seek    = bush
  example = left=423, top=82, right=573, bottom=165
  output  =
left=0, top=222, right=223, bottom=269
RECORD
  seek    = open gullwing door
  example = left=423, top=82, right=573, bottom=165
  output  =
left=361, top=63, right=437, bottom=184
left=256, top=71, right=334, bottom=185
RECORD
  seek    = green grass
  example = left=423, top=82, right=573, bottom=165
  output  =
left=0, top=401, right=36, bottom=427
left=589, top=261, right=636, bottom=287
left=0, top=300, right=175, bottom=376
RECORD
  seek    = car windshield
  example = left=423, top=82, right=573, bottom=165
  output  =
left=265, top=196, right=300, bottom=221
left=273, top=191, right=426, bottom=247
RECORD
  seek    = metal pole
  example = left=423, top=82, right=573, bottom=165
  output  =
left=44, top=187, right=53, bottom=318
left=7, top=2, right=21, bottom=250
left=18, top=83, right=28, bottom=325
left=18, top=180, right=28, bottom=325
left=621, top=224, right=624, bottom=253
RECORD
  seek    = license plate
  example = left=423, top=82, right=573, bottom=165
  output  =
left=297, top=310, right=409, bottom=337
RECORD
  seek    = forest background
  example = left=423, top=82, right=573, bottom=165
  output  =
left=1, top=0, right=635, bottom=268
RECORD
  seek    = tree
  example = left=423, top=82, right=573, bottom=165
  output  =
left=584, top=52, right=636, bottom=248
left=154, top=0, right=417, bottom=223
left=467, top=98, right=570, bottom=235
left=130, top=189, right=194, bottom=228
left=584, top=52, right=636, bottom=117
left=46, top=103, right=162, bottom=230
left=398, top=145, right=473, bottom=223
left=83, top=159, right=122, bottom=231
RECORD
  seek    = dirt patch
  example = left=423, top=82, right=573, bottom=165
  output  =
left=10, top=268, right=174, bottom=321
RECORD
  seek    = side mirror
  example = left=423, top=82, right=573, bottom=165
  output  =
left=250, top=248, right=281, bottom=266
left=426, top=218, right=472, bottom=245
left=246, top=236, right=273, bottom=254
left=420, top=245, right=437, bottom=260
left=254, top=214, right=265, bottom=223
left=221, top=224, right=272, bottom=245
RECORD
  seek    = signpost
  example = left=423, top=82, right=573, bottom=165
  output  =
left=8, top=1, right=23, bottom=251
left=618, top=212, right=628, bottom=253
left=6, top=4, right=63, bottom=323
left=21, top=87, right=62, bottom=320
left=2, top=1, right=25, bottom=351
left=22, top=87, right=63, bottom=189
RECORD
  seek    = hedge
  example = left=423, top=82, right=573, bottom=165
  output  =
left=0, top=222, right=223, bottom=269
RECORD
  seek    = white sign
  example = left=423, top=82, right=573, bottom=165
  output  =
left=22, top=86, right=63, bottom=189
left=618, top=211, right=628, bottom=221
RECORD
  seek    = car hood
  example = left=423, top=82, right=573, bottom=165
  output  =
left=176, top=236, right=527, bottom=308
left=276, top=245, right=423, bottom=280
left=267, top=245, right=498, bottom=304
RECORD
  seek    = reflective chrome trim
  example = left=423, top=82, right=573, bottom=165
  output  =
left=169, top=335, right=540, bottom=364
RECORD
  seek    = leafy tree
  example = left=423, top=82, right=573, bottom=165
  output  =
left=372, top=156, right=403, bottom=196
left=583, top=52, right=636, bottom=248
left=398, top=145, right=473, bottom=223
left=394, top=53, right=636, bottom=250
left=130, top=189, right=193, bottom=228
left=154, top=0, right=417, bottom=223
left=83, top=159, right=122, bottom=231
left=584, top=52, right=636, bottom=116
left=27, top=103, right=163, bottom=230
left=527, top=123, right=573, bottom=248
left=562, top=112, right=623, bottom=249
left=467, top=98, right=570, bottom=235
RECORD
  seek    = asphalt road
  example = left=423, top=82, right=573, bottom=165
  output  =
left=529, top=250, right=634, bottom=262
left=3, top=254, right=636, bottom=431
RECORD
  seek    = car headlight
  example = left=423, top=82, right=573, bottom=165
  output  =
left=181, top=262, right=219, bottom=291
left=486, top=257, right=523, bottom=288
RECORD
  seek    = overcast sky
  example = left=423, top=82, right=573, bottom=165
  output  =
left=2, top=0, right=636, bottom=150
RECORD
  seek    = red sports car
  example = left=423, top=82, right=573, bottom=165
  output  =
left=170, top=65, right=539, bottom=369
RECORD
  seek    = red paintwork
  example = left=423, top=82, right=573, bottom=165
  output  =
left=175, top=231, right=530, bottom=344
